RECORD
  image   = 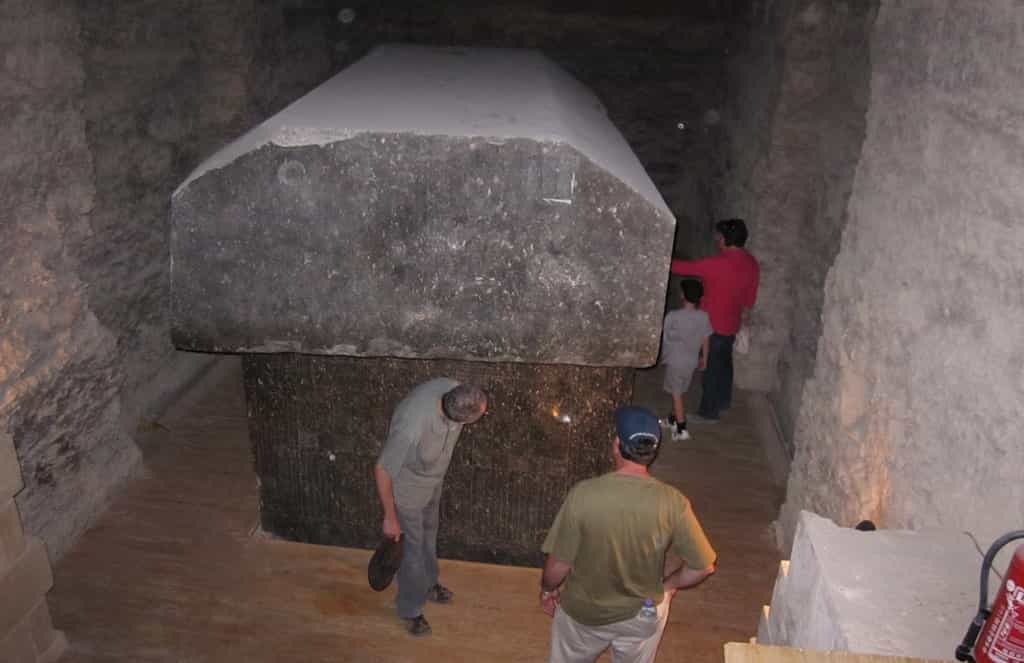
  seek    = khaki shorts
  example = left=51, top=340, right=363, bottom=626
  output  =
left=548, top=594, right=670, bottom=663
left=662, top=362, right=697, bottom=396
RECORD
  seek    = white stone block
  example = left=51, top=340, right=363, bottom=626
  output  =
left=767, top=511, right=981, bottom=661
left=758, top=605, right=772, bottom=644
left=768, top=560, right=790, bottom=617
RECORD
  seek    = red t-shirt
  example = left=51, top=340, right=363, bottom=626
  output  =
left=670, top=249, right=759, bottom=335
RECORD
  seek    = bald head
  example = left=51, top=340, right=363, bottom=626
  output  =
left=442, top=384, right=488, bottom=424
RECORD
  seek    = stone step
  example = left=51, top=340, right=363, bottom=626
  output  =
left=0, top=597, right=67, bottom=663
left=0, top=499, right=26, bottom=572
left=0, top=537, right=53, bottom=636
left=0, top=433, right=24, bottom=502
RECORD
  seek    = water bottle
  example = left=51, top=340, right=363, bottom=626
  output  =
left=639, top=598, right=657, bottom=620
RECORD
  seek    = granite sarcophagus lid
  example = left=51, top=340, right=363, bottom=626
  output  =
left=170, top=44, right=674, bottom=365
left=170, top=45, right=674, bottom=564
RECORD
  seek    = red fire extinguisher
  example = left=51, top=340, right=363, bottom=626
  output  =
left=957, top=531, right=1024, bottom=663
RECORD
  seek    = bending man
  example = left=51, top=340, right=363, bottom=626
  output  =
left=374, top=378, right=488, bottom=636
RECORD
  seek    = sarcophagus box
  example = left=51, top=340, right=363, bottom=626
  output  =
left=244, top=355, right=633, bottom=564
left=171, top=45, right=674, bottom=564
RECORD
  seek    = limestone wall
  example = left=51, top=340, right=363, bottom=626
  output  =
left=717, top=0, right=877, bottom=434
left=0, top=0, right=125, bottom=564
left=1, top=0, right=331, bottom=559
left=780, top=1, right=1024, bottom=548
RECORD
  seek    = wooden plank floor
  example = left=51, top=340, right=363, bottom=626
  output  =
left=49, top=360, right=782, bottom=662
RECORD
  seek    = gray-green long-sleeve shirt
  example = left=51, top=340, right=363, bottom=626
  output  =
left=377, top=378, right=463, bottom=508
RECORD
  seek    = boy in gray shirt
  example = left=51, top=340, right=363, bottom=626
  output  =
left=660, top=280, right=713, bottom=440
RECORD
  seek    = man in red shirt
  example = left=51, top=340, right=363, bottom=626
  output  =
left=669, top=219, right=759, bottom=422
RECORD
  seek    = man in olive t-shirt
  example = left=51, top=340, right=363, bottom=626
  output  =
left=539, top=406, right=717, bottom=663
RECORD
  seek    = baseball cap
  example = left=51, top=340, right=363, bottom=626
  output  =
left=614, top=406, right=662, bottom=456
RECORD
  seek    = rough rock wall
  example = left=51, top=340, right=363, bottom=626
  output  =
left=717, top=0, right=877, bottom=414
left=1, top=0, right=331, bottom=559
left=0, top=0, right=124, bottom=564
left=75, top=2, right=331, bottom=425
left=780, top=1, right=1024, bottom=548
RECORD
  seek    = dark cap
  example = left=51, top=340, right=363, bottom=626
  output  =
left=614, top=406, right=662, bottom=456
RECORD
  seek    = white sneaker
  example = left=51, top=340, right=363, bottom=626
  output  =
left=671, top=428, right=691, bottom=441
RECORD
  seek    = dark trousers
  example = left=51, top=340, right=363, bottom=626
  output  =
left=394, top=483, right=442, bottom=619
left=699, top=333, right=735, bottom=419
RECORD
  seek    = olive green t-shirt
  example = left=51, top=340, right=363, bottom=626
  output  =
left=541, top=472, right=716, bottom=626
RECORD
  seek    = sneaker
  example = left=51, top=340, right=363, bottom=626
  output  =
left=426, top=583, right=454, bottom=604
left=658, top=415, right=677, bottom=428
left=671, top=427, right=691, bottom=441
left=688, top=414, right=720, bottom=425
left=404, top=615, right=432, bottom=637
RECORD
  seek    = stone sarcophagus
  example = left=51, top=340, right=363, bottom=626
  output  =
left=170, top=45, right=674, bottom=564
